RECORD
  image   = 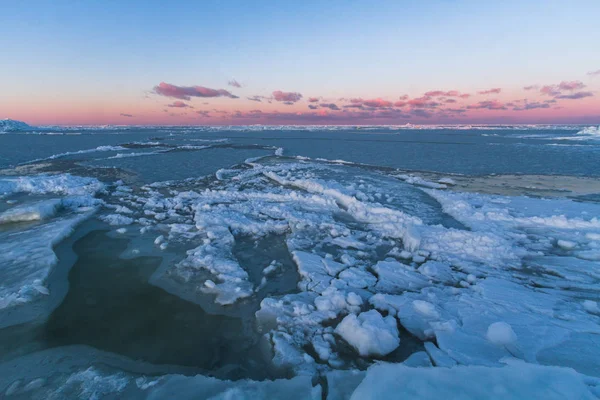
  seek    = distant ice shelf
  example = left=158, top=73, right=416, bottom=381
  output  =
left=0, top=119, right=33, bottom=133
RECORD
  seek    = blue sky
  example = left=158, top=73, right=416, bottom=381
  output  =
left=2, top=0, right=599, bottom=124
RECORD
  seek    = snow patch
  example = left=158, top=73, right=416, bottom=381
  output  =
left=335, top=310, right=400, bottom=357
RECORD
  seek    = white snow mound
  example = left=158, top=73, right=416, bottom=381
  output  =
left=335, top=310, right=400, bottom=357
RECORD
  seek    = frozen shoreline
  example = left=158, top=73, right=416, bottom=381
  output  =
left=0, top=131, right=599, bottom=397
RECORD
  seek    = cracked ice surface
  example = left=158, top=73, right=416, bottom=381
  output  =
left=88, top=158, right=600, bottom=382
left=0, top=174, right=103, bottom=323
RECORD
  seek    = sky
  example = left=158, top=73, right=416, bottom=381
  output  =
left=1, top=0, right=600, bottom=125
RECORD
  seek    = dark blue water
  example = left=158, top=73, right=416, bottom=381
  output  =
left=0, top=127, right=598, bottom=177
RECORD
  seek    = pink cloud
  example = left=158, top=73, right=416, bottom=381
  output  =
left=363, top=98, right=392, bottom=108
left=120, top=113, right=134, bottom=117
left=398, top=95, right=409, bottom=101
left=167, top=101, right=193, bottom=108
left=424, top=90, right=466, bottom=97
left=308, top=97, right=320, bottom=103
left=555, top=91, right=593, bottom=100
left=512, top=101, right=550, bottom=111
left=558, top=81, right=586, bottom=91
left=467, top=100, right=507, bottom=110
left=196, top=110, right=211, bottom=117
left=588, top=69, right=600, bottom=76
left=478, top=88, right=502, bottom=95
left=407, top=96, right=440, bottom=108
left=320, top=103, right=340, bottom=110
left=445, top=108, right=467, bottom=114
left=539, top=81, right=587, bottom=98
left=394, top=101, right=407, bottom=107
left=228, top=79, right=242, bottom=88
left=154, top=82, right=238, bottom=100
left=349, top=98, right=393, bottom=108
left=540, top=85, right=561, bottom=96
left=273, top=90, right=303, bottom=103
left=523, top=85, right=539, bottom=90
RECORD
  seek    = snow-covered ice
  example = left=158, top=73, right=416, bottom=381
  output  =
left=0, top=346, right=321, bottom=400
left=347, top=361, right=598, bottom=399
left=1, top=130, right=599, bottom=397
left=0, top=174, right=103, bottom=327
left=577, top=126, right=600, bottom=136
left=0, top=174, right=104, bottom=198
left=0, top=118, right=32, bottom=133
left=335, top=310, right=400, bottom=357
left=0, top=211, right=95, bottom=314
left=88, top=157, right=600, bottom=383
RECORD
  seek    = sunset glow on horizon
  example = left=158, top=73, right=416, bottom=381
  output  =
left=2, top=0, right=600, bottom=126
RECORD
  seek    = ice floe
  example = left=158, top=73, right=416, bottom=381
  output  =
left=0, top=346, right=321, bottom=400
left=577, top=126, right=600, bottom=136
left=0, top=211, right=95, bottom=314
left=346, top=361, right=599, bottom=399
left=0, top=119, right=32, bottom=133
left=0, top=174, right=103, bottom=326
left=5, top=147, right=597, bottom=396
left=88, top=158, right=600, bottom=382
left=0, top=174, right=104, bottom=198
left=335, top=310, right=400, bottom=357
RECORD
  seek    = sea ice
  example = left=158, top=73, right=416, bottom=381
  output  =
left=348, top=362, right=598, bottom=399
left=0, top=174, right=102, bottom=326
left=0, top=347, right=321, bottom=400
left=0, top=118, right=32, bottom=133
left=486, top=321, right=518, bottom=346
left=0, top=211, right=94, bottom=315
left=0, top=199, right=62, bottom=223
left=90, top=158, right=600, bottom=382
left=334, top=310, right=400, bottom=357
left=0, top=174, right=104, bottom=198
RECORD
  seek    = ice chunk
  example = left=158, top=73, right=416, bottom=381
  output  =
left=326, top=370, right=366, bottom=400
left=0, top=348, right=320, bottom=400
left=438, top=177, right=456, bottom=185
left=394, top=173, right=448, bottom=189
left=486, top=321, right=518, bottom=346
left=417, top=260, right=455, bottom=283
left=0, top=211, right=94, bottom=322
left=335, top=310, right=400, bottom=357
left=402, top=351, right=433, bottom=367
left=413, top=300, right=441, bottom=319
left=0, top=174, right=103, bottom=198
left=0, top=199, right=62, bottom=223
left=100, top=214, right=134, bottom=226
left=557, top=239, right=576, bottom=250
left=264, top=170, right=423, bottom=251
left=423, top=342, right=457, bottom=367
left=293, top=251, right=332, bottom=293
left=143, top=373, right=320, bottom=400
left=0, top=118, right=32, bottom=132
left=583, top=300, right=599, bottom=315
left=338, top=267, right=377, bottom=289
left=372, top=260, right=430, bottom=293
left=51, top=367, right=129, bottom=399
left=576, top=125, right=600, bottom=136
left=349, top=362, right=597, bottom=400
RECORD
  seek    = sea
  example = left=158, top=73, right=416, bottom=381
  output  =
left=0, top=124, right=599, bottom=398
